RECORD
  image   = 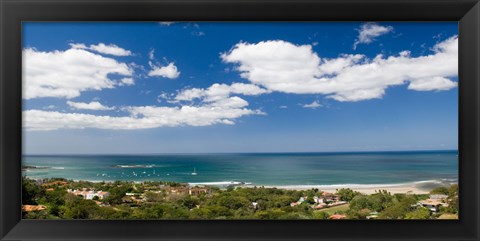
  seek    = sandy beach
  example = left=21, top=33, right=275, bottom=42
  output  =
left=255, top=180, right=456, bottom=194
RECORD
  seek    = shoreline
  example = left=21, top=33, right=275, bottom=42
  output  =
left=259, top=183, right=432, bottom=194
left=249, top=180, right=456, bottom=194
left=27, top=176, right=456, bottom=195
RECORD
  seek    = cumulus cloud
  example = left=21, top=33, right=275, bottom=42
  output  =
left=148, top=49, right=180, bottom=79
left=66, top=101, right=115, bottom=111
left=407, top=77, right=457, bottom=91
left=303, top=101, right=322, bottom=109
left=221, top=36, right=457, bottom=102
left=23, top=47, right=134, bottom=99
left=70, top=43, right=133, bottom=56
left=175, top=82, right=270, bottom=102
left=148, top=63, right=181, bottom=79
left=119, top=77, right=135, bottom=86
left=24, top=100, right=263, bottom=131
left=353, top=22, right=393, bottom=49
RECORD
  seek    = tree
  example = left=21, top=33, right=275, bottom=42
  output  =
left=446, top=184, right=459, bottom=214
left=216, top=195, right=250, bottom=209
left=336, top=188, right=361, bottom=202
left=430, top=186, right=449, bottom=195
left=313, top=211, right=329, bottom=219
left=347, top=208, right=371, bottom=219
left=306, top=196, right=316, bottom=205
left=180, top=196, right=199, bottom=209
left=43, top=189, right=67, bottom=216
left=405, top=207, right=431, bottom=219
left=255, top=209, right=286, bottom=219
left=144, top=191, right=164, bottom=203
left=105, top=185, right=132, bottom=205
left=62, top=195, right=99, bottom=219
left=22, top=177, right=44, bottom=205
left=348, top=195, right=371, bottom=211
left=378, top=195, right=417, bottom=219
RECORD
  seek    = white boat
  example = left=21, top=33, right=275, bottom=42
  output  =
left=191, top=168, right=197, bottom=176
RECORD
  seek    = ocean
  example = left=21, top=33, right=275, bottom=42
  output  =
left=22, top=150, right=458, bottom=187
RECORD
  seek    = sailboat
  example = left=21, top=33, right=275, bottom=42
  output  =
left=191, top=168, right=197, bottom=176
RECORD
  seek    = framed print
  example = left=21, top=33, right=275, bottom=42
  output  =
left=1, top=0, right=479, bottom=240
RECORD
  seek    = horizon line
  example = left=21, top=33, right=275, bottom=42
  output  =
left=23, top=148, right=459, bottom=156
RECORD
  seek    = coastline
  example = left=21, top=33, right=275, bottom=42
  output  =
left=26, top=176, right=456, bottom=195
left=251, top=180, right=456, bottom=194
left=261, top=183, right=429, bottom=194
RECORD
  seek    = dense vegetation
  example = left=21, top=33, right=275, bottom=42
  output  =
left=22, top=177, right=458, bottom=220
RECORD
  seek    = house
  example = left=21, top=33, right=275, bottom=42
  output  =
left=290, top=202, right=301, bottom=207
left=327, top=201, right=347, bottom=207
left=189, top=187, right=209, bottom=195
left=313, top=204, right=326, bottom=210
left=22, top=205, right=47, bottom=212
left=125, top=192, right=141, bottom=196
left=320, top=192, right=341, bottom=203
left=252, top=202, right=259, bottom=209
left=86, top=191, right=110, bottom=200
left=312, top=201, right=347, bottom=210
left=418, top=199, right=444, bottom=212
left=166, top=186, right=189, bottom=195
left=68, top=189, right=110, bottom=200
left=328, top=214, right=347, bottom=220
left=290, top=196, right=307, bottom=207
left=366, top=211, right=379, bottom=219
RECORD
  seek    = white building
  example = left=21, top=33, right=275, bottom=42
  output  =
left=68, top=189, right=110, bottom=200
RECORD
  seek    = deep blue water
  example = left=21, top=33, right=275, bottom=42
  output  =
left=22, top=150, right=458, bottom=186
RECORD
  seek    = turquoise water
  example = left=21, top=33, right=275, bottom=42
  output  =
left=22, top=150, right=458, bottom=186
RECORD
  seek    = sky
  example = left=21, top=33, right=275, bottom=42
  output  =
left=22, top=22, right=458, bottom=154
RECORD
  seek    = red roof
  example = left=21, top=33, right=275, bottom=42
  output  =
left=328, top=214, right=347, bottom=219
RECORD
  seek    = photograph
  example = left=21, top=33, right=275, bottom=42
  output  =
left=21, top=21, right=459, bottom=220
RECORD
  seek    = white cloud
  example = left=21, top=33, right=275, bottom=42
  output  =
left=67, top=101, right=115, bottom=111
left=148, top=63, right=180, bottom=79
left=192, top=31, right=205, bottom=36
left=23, top=47, right=134, bottom=99
left=353, top=22, right=393, bottom=49
left=407, top=77, right=457, bottom=91
left=42, top=105, right=56, bottom=110
left=303, top=100, right=322, bottom=109
left=147, top=49, right=181, bottom=79
left=174, top=82, right=270, bottom=102
left=222, top=36, right=458, bottom=102
left=70, top=43, right=132, bottom=56
left=159, top=22, right=175, bottom=26
left=148, top=49, right=155, bottom=60
left=24, top=99, right=263, bottom=131
left=119, top=77, right=135, bottom=86
left=208, top=96, right=249, bottom=108
left=69, top=43, right=87, bottom=49
left=318, top=54, right=364, bottom=75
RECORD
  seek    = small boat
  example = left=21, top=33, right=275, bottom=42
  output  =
left=191, top=168, right=197, bottom=176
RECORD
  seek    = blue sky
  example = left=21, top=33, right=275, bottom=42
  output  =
left=22, top=22, right=458, bottom=154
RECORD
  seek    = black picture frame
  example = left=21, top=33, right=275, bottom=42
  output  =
left=1, top=0, right=479, bottom=240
